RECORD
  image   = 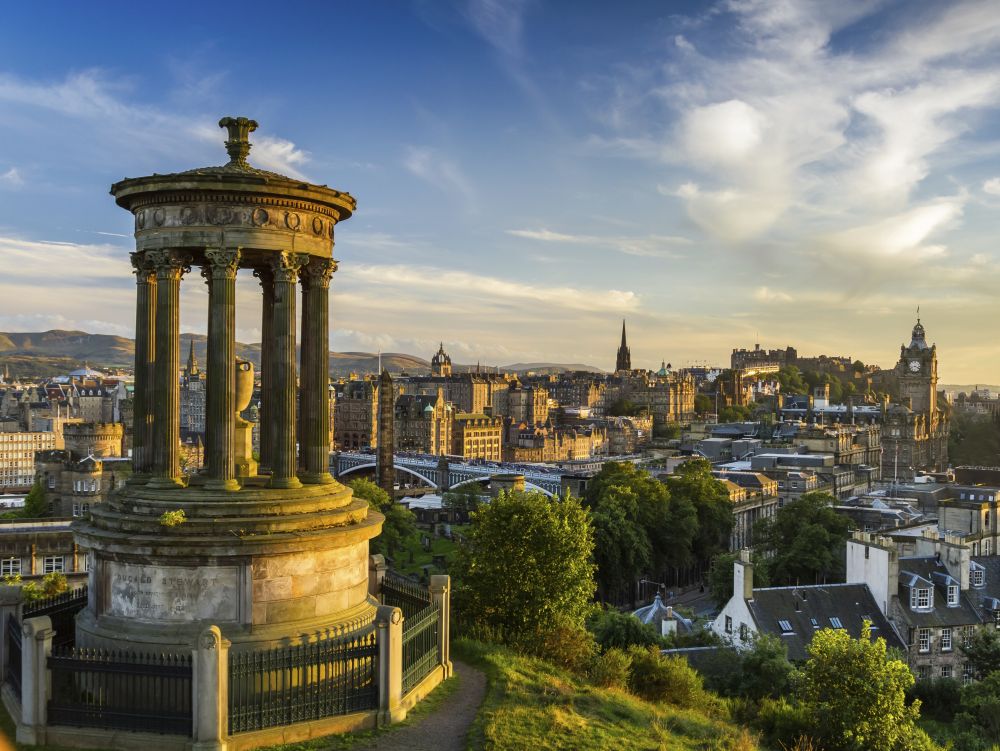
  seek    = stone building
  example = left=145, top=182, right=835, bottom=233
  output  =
left=712, top=469, right=779, bottom=550
left=395, top=388, right=453, bottom=455
left=35, top=422, right=128, bottom=518
left=494, top=382, right=550, bottom=425
left=0, top=519, right=89, bottom=586
left=180, top=339, right=207, bottom=438
left=504, top=421, right=606, bottom=462
left=0, top=431, right=57, bottom=490
left=452, top=413, right=503, bottom=461
left=431, top=342, right=453, bottom=377
left=333, top=378, right=379, bottom=450
left=881, top=317, right=949, bottom=481
left=730, top=343, right=797, bottom=371
left=615, top=320, right=631, bottom=373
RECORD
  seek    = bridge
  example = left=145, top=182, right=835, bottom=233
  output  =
left=331, top=452, right=567, bottom=497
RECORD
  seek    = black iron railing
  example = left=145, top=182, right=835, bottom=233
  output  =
left=380, top=572, right=431, bottom=621
left=24, top=586, right=87, bottom=648
left=228, top=629, right=379, bottom=735
left=402, top=602, right=439, bottom=694
left=47, top=647, right=192, bottom=735
left=6, top=612, right=21, bottom=700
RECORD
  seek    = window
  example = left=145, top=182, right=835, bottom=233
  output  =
left=865, top=545, right=870, bottom=559
left=1, top=558, right=20, bottom=576
left=740, top=623, right=748, bottom=641
left=964, top=663, right=975, bottom=685
left=725, top=615, right=732, bottom=634
left=830, top=617, right=844, bottom=629
left=987, top=540, right=993, bottom=556
left=43, top=556, right=64, bottom=574
left=948, top=586, right=959, bottom=607
left=918, top=628, right=931, bottom=653
left=941, top=628, right=952, bottom=652
left=911, top=587, right=931, bottom=609
left=778, top=619, right=793, bottom=633
left=810, top=618, right=820, bottom=629
left=917, top=665, right=930, bottom=680
left=941, top=665, right=953, bottom=679
left=963, top=626, right=975, bottom=647
left=973, top=569, right=986, bottom=588
left=47, top=474, right=55, bottom=489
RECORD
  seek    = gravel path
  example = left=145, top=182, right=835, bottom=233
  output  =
left=356, top=659, right=487, bottom=751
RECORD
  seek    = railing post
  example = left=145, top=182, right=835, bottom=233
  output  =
left=376, top=604, right=404, bottom=725
left=429, top=575, right=453, bottom=679
left=192, top=625, right=230, bottom=751
left=16, top=615, right=53, bottom=746
left=0, top=584, right=22, bottom=680
left=369, top=554, right=387, bottom=598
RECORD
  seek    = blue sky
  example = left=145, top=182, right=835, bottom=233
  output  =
left=1, top=1, right=1000, bottom=381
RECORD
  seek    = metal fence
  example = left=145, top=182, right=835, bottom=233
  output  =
left=24, top=586, right=88, bottom=648
left=6, top=612, right=20, bottom=700
left=47, top=647, right=193, bottom=735
left=402, top=602, right=440, bottom=694
left=228, top=629, right=379, bottom=735
left=380, top=572, right=431, bottom=621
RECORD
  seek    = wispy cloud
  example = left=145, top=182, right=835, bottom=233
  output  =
left=404, top=146, right=477, bottom=212
left=0, top=167, right=23, bottom=187
left=507, top=228, right=689, bottom=258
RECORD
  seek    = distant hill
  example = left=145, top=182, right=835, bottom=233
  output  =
left=0, top=330, right=603, bottom=379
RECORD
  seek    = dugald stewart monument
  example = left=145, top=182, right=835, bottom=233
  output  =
left=6, top=119, right=452, bottom=750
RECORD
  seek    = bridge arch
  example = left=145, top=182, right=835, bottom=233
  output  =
left=448, top=476, right=555, bottom=498
left=338, top=463, right=439, bottom=489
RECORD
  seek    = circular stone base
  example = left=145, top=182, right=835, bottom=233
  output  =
left=72, top=480, right=383, bottom=653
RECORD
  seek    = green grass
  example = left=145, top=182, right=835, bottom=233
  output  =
left=392, top=528, right=460, bottom=578
left=456, top=639, right=758, bottom=751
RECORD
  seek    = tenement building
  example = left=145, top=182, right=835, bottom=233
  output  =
left=0, top=431, right=56, bottom=490
left=394, top=389, right=453, bottom=455
left=452, top=413, right=503, bottom=461
left=333, top=378, right=379, bottom=450
left=35, top=422, right=128, bottom=517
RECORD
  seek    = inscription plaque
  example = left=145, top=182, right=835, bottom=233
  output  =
left=106, top=561, right=240, bottom=622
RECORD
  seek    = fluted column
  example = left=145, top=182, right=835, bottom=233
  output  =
left=129, top=252, right=156, bottom=480
left=148, top=249, right=190, bottom=488
left=300, top=258, right=337, bottom=484
left=204, top=248, right=241, bottom=491
left=253, top=267, right=274, bottom=473
left=269, top=252, right=307, bottom=489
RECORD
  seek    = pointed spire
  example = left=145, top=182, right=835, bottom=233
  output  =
left=621, top=319, right=627, bottom=347
left=186, top=339, right=198, bottom=375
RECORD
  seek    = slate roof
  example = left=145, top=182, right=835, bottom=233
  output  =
left=895, top=557, right=982, bottom=628
left=747, top=583, right=905, bottom=661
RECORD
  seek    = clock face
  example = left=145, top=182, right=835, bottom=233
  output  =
left=908, top=359, right=921, bottom=373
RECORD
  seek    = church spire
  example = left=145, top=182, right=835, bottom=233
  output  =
left=615, top=319, right=631, bottom=373
left=186, top=339, right=199, bottom=376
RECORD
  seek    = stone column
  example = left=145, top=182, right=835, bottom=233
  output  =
left=17, top=615, right=53, bottom=746
left=376, top=605, right=405, bottom=726
left=253, top=267, right=274, bottom=473
left=269, top=252, right=307, bottom=489
left=0, top=584, right=22, bottom=681
left=429, top=575, right=453, bottom=679
left=148, top=250, right=190, bottom=488
left=204, top=248, right=241, bottom=491
left=192, top=625, right=229, bottom=751
left=368, top=554, right=387, bottom=598
left=300, top=258, right=337, bottom=484
left=129, top=252, right=156, bottom=479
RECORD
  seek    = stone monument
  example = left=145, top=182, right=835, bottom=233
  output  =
left=73, top=117, right=384, bottom=652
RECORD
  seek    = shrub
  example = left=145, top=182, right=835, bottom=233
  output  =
left=22, top=572, right=69, bottom=602
left=528, top=620, right=597, bottom=674
left=754, top=697, right=812, bottom=749
left=589, top=647, right=632, bottom=690
left=587, top=608, right=665, bottom=651
left=909, top=677, right=962, bottom=723
left=626, top=645, right=709, bottom=709
left=159, top=509, right=186, bottom=527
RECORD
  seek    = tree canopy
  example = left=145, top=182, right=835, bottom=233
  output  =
left=455, top=490, right=595, bottom=642
left=799, top=623, right=922, bottom=751
left=661, top=459, right=733, bottom=567
left=348, top=478, right=417, bottom=559
left=753, top=491, right=852, bottom=585
left=23, top=477, right=47, bottom=518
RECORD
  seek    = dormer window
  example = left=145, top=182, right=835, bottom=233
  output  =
left=948, top=585, right=959, bottom=607
left=910, top=587, right=932, bottom=609
left=973, top=567, right=986, bottom=588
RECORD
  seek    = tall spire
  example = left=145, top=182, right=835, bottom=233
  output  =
left=186, top=338, right=199, bottom=376
left=616, top=320, right=631, bottom=373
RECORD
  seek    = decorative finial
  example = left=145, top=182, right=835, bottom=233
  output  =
left=917, top=304, right=920, bottom=323
left=218, top=116, right=259, bottom=168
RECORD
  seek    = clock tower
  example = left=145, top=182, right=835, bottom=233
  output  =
left=896, top=316, right=937, bottom=414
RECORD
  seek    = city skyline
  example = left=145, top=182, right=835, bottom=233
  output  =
left=2, top=2, right=1000, bottom=381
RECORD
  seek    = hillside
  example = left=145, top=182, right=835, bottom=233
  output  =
left=457, top=640, right=754, bottom=751
left=0, top=330, right=603, bottom=378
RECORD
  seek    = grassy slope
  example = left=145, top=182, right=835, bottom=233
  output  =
left=457, top=640, right=756, bottom=751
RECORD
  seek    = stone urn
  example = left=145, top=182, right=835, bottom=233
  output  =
left=234, top=359, right=256, bottom=478
left=235, top=359, right=254, bottom=414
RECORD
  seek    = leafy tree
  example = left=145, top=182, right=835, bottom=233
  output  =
left=718, top=404, right=753, bottom=422
left=799, top=623, right=922, bottom=751
left=606, top=399, right=644, bottom=417
left=663, top=459, right=733, bottom=567
left=587, top=608, right=664, bottom=651
left=777, top=366, right=808, bottom=395
left=741, top=634, right=794, bottom=701
left=348, top=478, right=417, bottom=559
left=694, top=393, right=714, bottom=415
left=455, top=490, right=595, bottom=644
left=442, top=483, right=483, bottom=522
left=22, top=478, right=47, bottom=518
left=957, top=672, right=1000, bottom=744
left=588, top=484, right=651, bottom=602
left=961, top=627, right=1000, bottom=679
left=754, top=491, right=852, bottom=585
left=707, top=550, right=770, bottom=609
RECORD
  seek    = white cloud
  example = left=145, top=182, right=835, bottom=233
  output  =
left=679, top=99, right=766, bottom=168
left=348, top=263, right=639, bottom=313
left=0, top=167, right=23, bottom=187
left=506, top=228, right=689, bottom=258
left=754, top=286, right=794, bottom=303
left=822, top=198, right=965, bottom=262
left=252, top=136, right=310, bottom=180
left=983, top=177, right=1000, bottom=195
